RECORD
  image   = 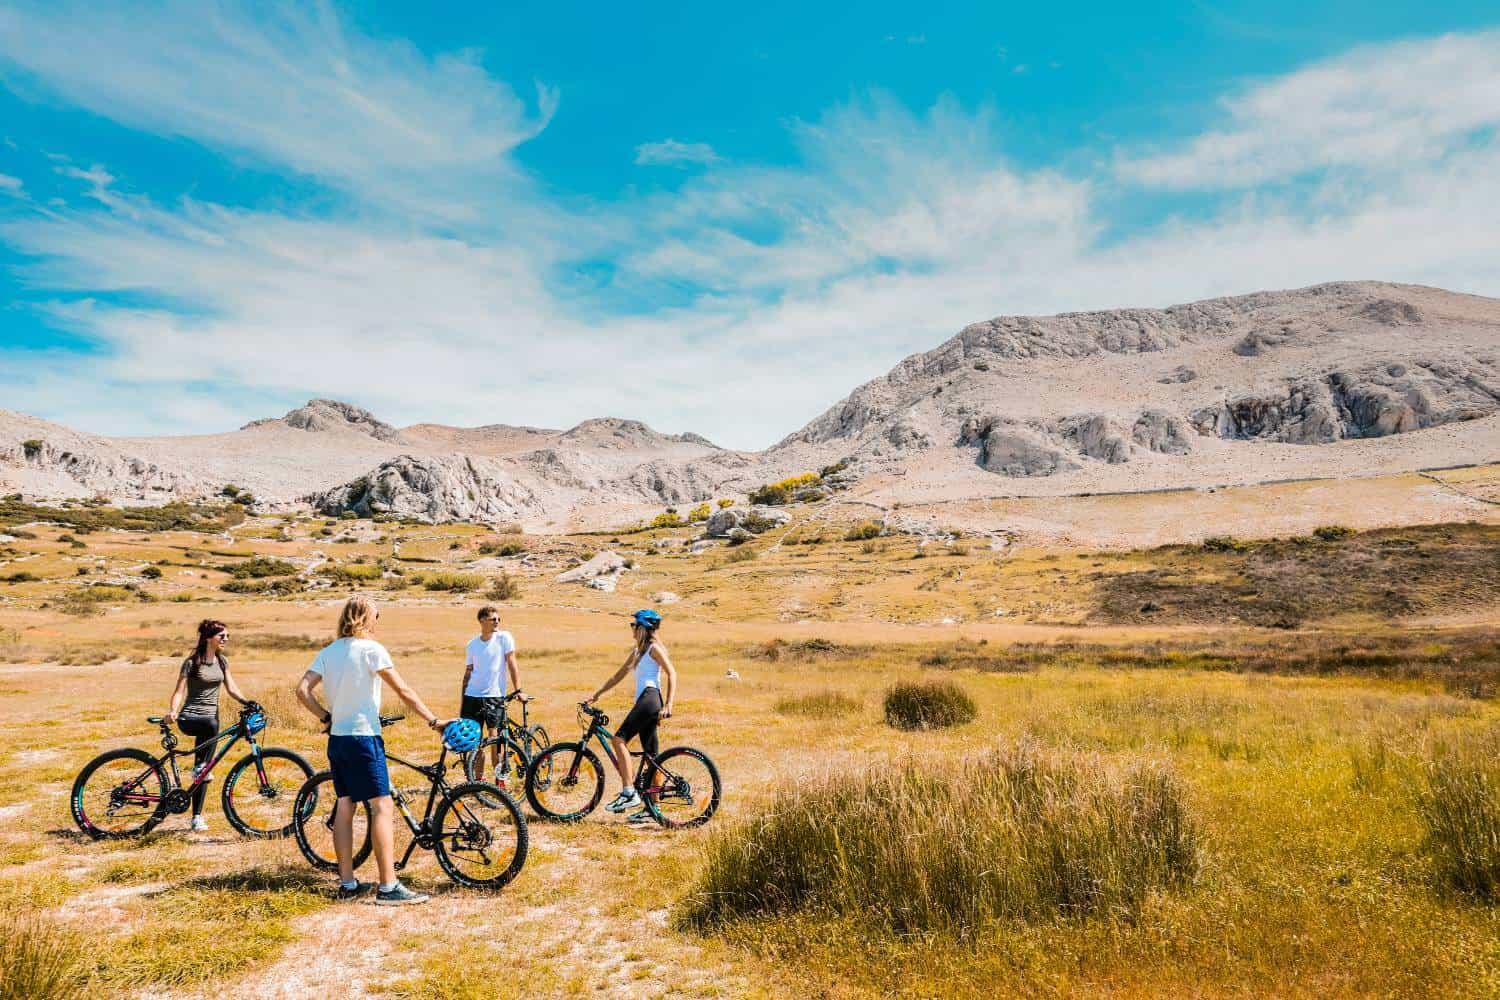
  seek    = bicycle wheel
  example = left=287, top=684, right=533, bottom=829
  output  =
left=523, top=725, right=552, bottom=791
left=643, top=747, right=721, bottom=829
left=462, top=734, right=528, bottom=807
left=432, top=782, right=528, bottom=889
left=292, top=771, right=372, bottom=872
left=72, top=748, right=168, bottom=839
left=222, top=748, right=315, bottom=838
left=525, top=742, right=604, bottom=822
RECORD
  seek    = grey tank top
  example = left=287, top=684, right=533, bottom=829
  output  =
left=181, top=656, right=225, bottom=718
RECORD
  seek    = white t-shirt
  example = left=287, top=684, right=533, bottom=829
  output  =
left=465, top=632, right=516, bottom=698
left=309, top=637, right=393, bottom=737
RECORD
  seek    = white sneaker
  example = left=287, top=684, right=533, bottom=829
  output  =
left=605, top=789, right=640, bottom=814
left=190, top=816, right=208, bottom=832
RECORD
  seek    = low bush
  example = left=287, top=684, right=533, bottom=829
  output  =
left=0, top=910, right=90, bottom=999
left=749, top=472, right=821, bottom=506
left=59, top=584, right=141, bottom=615
left=688, top=502, right=712, bottom=523
left=844, top=520, right=882, bottom=541
left=1200, top=535, right=1249, bottom=553
left=680, top=742, right=1199, bottom=934
left=1416, top=727, right=1500, bottom=900
left=724, top=546, right=757, bottom=564
left=1, top=571, right=39, bottom=583
left=220, top=557, right=298, bottom=579
left=651, top=510, right=684, bottom=529
left=1314, top=524, right=1354, bottom=541
left=477, top=539, right=526, bottom=557
left=420, top=571, right=484, bottom=593
left=883, top=679, right=977, bottom=730
left=775, top=690, right=861, bottom=719
left=219, top=578, right=302, bottom=596
left=140, top=566, right=163, bottom=579
left=487, top=573, right=521, bottom=601
left=319, top=563, right=382, bottom=583
left=0, top=499, right=243, bottom=534
left=21, top=439, right=44, bottom=459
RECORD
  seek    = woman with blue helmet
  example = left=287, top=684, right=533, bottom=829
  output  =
left=586, top=608, right=677, bottom=822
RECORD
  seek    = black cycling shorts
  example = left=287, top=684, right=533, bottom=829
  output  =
left=460, top=695, right=505, bottom=729
left=615, top=687, right=662, bottom=758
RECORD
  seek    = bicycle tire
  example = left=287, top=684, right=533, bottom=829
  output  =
left=71, top=747, right=168, bottom=839
left=642, top=747, right=722, bottom=829
left=221, top=748, right=315, bottom=838
left=292, top=770, right=372, bottom=872
left=525, top=742, right=604, bottom=822
left=432, top=781, right=528, bottom=889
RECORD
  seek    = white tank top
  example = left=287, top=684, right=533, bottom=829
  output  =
left=634, top=646, right=661, bottom=699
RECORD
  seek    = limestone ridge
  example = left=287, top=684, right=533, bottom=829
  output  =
left=769, top=281, right=1500, bottom=480
left=245, top=399, right=408, bottom=443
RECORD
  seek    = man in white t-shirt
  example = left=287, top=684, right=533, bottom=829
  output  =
left=295, top=595, right=448, bottom=906
left=460, top=604, right=526, bottom=784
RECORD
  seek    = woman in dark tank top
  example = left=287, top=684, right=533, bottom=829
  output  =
left=164, top=619, right=256, bottom=831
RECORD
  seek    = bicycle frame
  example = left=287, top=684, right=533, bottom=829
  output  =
left=383, top=744, right=463, bottom=873
left=116, top=716, right=263, bottom=809
left=575, top=713, right=664, bottom=790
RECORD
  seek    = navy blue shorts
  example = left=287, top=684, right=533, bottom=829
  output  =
left=327, top=735, right=391, bottom=803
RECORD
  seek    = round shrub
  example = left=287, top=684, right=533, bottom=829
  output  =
left=883, top=679, right=976, bottom=730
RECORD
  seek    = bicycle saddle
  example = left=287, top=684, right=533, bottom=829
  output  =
left=147, top=716, right=166, bottom=725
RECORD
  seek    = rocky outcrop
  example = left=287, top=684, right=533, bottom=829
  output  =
left=705, top=505, right=791, bottom=538
left=1192, top=359, right=1500, bottom=443
left=1058, top=415, right=1131, bottom=464
left=1, top=436, right=196, bottom=498
left=1131, top=410, right=1194, bottom=455
left=314, top=455, right=541, bottom=522
left=558, top=550, right=626, bottom=583
left=960, top=418, right=1078, bottom=477
left=248, top=399, right=406, bottom=443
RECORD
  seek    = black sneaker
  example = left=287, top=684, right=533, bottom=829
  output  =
left=375, top=883, right=429, bottom=906
left=336, top=881, right=375, bottom=901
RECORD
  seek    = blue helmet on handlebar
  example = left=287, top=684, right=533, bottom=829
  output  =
left=442, top=718, right=482, bottom=754
left=630, top=609, right=662, bottom=631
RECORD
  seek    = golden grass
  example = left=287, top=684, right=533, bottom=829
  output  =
left=773, top=689, right=861, bottom=719
left=0, top=911, right=88, bottom=1000
left=682, top=742, right=1198, bottom=933
left=1416, top=725, right=1500, bottom=900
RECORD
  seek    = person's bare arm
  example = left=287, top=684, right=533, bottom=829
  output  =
left=378, top=667, right=445, bottom=731
left=505, top=650, right=523, bottom=698
left=295, top=671, right=331, bottom=727
left=653, top=643, right=677, bottom=718
left=462, top=659, right=473, bottom=701
left=165, top=661, right=190, bottom=723
left=221, top=663, right=250, bottom=705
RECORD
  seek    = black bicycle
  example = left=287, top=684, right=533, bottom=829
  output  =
left=291, top=715, right=527, bottom=890
left=525, top=702, right=720, bottom=829
left=71, top=703, right=313, bottom=840
left=461, top=691, right=551, bottom=795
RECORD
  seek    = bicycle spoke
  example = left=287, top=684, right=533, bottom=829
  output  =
left=76, top=757, right=163, bottom=835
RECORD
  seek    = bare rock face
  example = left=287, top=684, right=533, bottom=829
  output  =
left=1058, top=415, right=1132, bottom=464
left=558, top=550, right=626, bottom=583
left=1193, top=358, right=1500, bottom=443
left=249, top=399, right=406, bottom=443
left=314, top=454, right=540, bottom=523
left=705, top=505, right=790, bottom=537
left=1, top=435, right=196, bottom=498
left=1131, top=410, right=1194, bottom=455
left=960, top=418, right=1078, bottom=477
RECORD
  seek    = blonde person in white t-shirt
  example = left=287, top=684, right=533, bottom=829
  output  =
left=460, top=605, right=526, bottom=784
left=295, top=595, right=450, bottom=906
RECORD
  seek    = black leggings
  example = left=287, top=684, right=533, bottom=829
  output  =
left=616, top=688, right=662, bottom=782
left=177, top=715, right=219, bottom=816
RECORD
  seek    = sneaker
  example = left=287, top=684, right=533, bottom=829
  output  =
left=189, top=816, right=209, bottom=832
left=336, top=881, right=375, bottom=901
left=626, top=807, right=654, bottom=825
left=605, top=788, right=641, bottom=814
left=374, top=883, right=429, bottom=906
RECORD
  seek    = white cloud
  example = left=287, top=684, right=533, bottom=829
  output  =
left=634, top=139, right=722, bottom=168
left=1118, top=29, right=1500, bottom=189
left=0, top=0, right=556, bottom=221
left=0, top=173, right=22, bottom=195
left=2, top=16, right=1500, bottom=449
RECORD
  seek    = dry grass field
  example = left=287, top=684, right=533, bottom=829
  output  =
left=1, top=498, right=1498, bottom=998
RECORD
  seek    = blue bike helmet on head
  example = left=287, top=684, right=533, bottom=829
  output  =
left=630, top=609, right=662, bottom=631
left=442, top=718, right=482, bottom=754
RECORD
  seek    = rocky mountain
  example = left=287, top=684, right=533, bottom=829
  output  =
left=3, top=281, right=1498, bottom=527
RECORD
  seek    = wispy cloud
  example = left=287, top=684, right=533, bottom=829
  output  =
left=1, top=11, right=1499, bottom=449
left=0, top=173, right=22, bottom=196
left=1117, top=29, right=1500, bottom=189
left=634, top=139, right=722, bottom=168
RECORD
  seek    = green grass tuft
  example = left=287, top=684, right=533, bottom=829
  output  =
left=883, top=679, right=976, bottom=730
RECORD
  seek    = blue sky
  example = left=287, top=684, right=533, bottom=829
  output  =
left=1, top=1, right=1498, bottom=448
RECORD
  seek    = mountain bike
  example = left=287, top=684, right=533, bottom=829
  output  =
left=71, top=703, right=313, bottom=840
left=525, top=702, right=720, bottom=829
left=291, top=715, right=527, bottom=889
left=461, top=691, right=551, bottom=795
